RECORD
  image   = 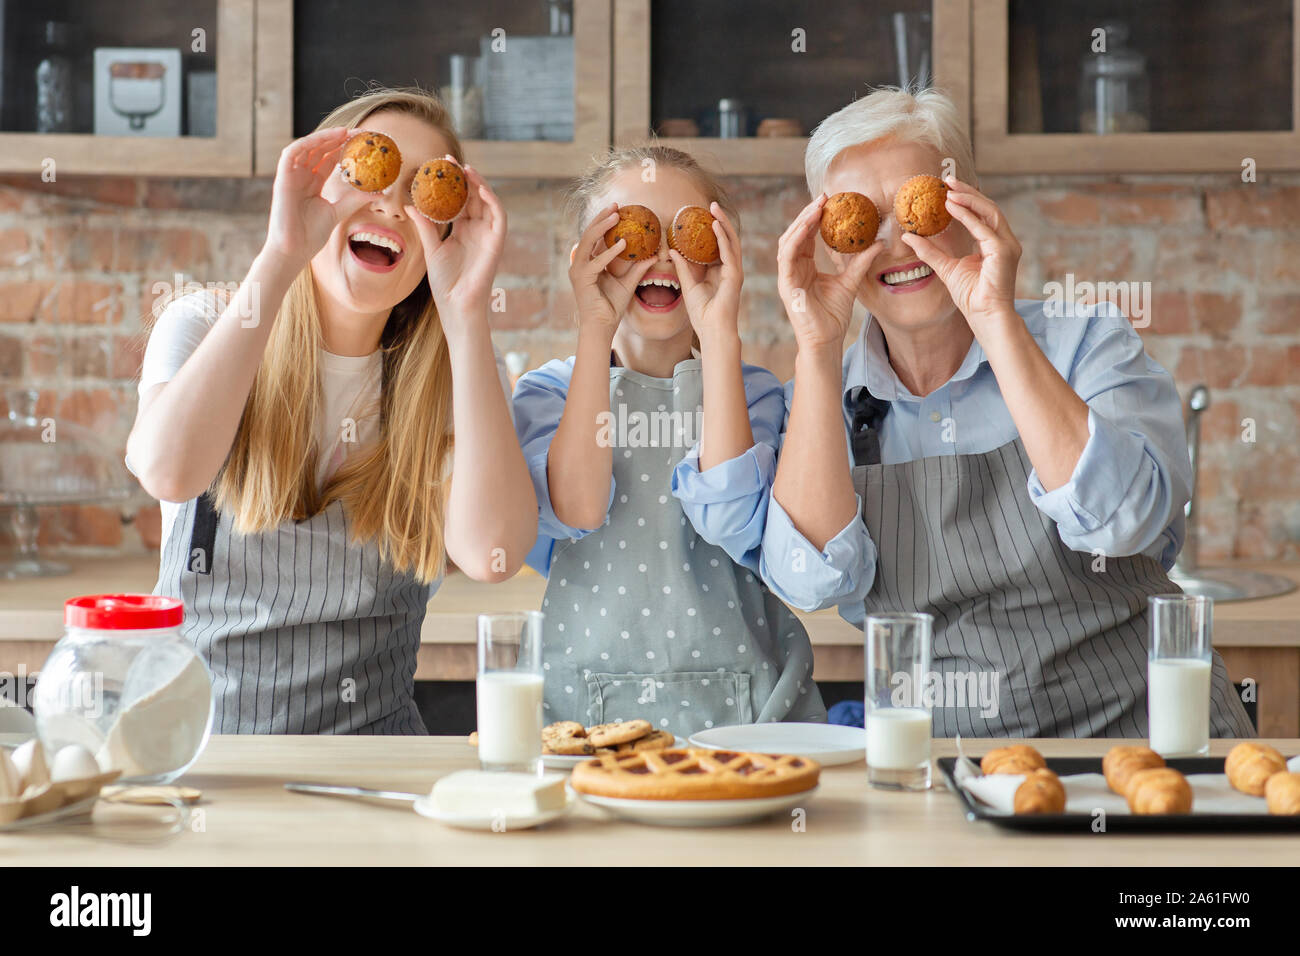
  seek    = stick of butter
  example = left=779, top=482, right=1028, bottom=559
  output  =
left=432, top=771, right=567, bottom=817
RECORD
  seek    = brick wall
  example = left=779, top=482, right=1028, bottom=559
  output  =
left=1, top=171, right=1296, bottom=562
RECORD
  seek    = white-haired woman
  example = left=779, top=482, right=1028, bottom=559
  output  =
left=760, top=86, right=1252, bottom=739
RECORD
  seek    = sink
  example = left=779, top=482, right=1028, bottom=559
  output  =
left=1167, top=567, right=1296, bottom=603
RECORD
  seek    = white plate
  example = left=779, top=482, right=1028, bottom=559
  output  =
left=574, top=785, right=818, bottom=827
left=688, top=723, right=866, bottom=766
left=412, top=788, right=575, bottom=831
left=541, top=736, right=688, bottom=771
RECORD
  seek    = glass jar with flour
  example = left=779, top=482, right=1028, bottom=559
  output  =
left=33, top=595, right=213, bottom=784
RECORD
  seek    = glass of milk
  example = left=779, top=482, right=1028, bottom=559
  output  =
left=864, top=612, right=933, bottom=791
left=477, top=611, right=545, bottom=773
left=1148, top=594, right=1213, bottom=757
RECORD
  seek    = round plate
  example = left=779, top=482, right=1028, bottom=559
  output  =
left=687, top=723, right=866, bottom=766
left=541, top=736, right=688, bottom=771
left=412, top=788, right=575, bottom=831
left=574, top=785, right=818, bottom=827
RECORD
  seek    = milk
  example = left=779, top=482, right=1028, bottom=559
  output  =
left=866, top=707, right=931, bottom=769
left=1148, top=657, right=1211, bottom=756
left=476, top=671, right=544, bottom=767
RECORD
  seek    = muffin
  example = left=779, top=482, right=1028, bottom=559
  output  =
left=819, top=192, right=880, bottom=254
left=894, top=174, right=951, bottom=236
left=669, top=205, right=720, bottom=265
left=339, top=131, right=402, bottom=192
left=410, top=158, right=469, bottom=223
left=604, top=204, right=661, bottom=261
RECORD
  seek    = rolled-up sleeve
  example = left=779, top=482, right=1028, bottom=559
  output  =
left=1026, top=305, right=1191, bottom=568
left=671, top=365, right=784, bottom=571
left=759, top=494, right=876, bottom=614
left=512, top=359, right=615, bottom=575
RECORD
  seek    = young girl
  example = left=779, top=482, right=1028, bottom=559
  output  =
left=513, top=146, right=826, bottom=735
left=126, top=88, right=537, bottom=734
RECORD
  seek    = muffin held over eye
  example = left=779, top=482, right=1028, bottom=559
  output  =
left=605, top=204, right=662, bottom=261
left=669, top=205, right=720, bottom=265
left=819, top=192, right=880, bottom=253
left=894, top=174, right=951, bottom=237
left=410, top=158, right=469, bottom=223
left=340, top=131, right=402, bottom=192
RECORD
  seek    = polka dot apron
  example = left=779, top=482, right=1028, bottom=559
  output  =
left=540, top=359, right=827, bottom=736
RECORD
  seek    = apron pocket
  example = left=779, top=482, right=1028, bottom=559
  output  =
left=586, top=670, right=753, bottom=732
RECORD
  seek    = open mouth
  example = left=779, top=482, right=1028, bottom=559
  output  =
left=634, top=275, right=682, bottom=312
left=347, top=229, right=404, bottom=272
left=878, top=262, right=934, bottom=290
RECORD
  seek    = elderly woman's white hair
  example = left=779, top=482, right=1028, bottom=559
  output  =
left=805, top=86, right=976, bottom=198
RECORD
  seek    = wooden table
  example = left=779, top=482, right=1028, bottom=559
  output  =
left=4, top=736, right=1297, bottom=866
left=3, top=557, right=1298, bottom=733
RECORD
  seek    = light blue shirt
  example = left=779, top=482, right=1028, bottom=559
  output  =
left=513, top=357, right=786, bottom=576
left=759, top=299, right=1194, bottom=624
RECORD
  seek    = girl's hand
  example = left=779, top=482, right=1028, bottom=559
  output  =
left=568, top=203, right=656, bottom=334
left=670, top=202, right=743, bottom=343
left=901, top=178, right=1022, bottom=333
left=405, top=160, right=507, bottom=322
left=264, top=127, right=373, bottom=270
left=777, top=194, right=884, bottom=352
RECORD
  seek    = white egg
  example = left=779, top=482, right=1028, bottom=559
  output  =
left=0, top=748, right=20, bottom=800
left=11, top=738, right=49, bottom=790
left=50, top=744, right=101, bottom=783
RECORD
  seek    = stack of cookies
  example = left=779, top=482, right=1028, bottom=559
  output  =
left=469, top=720, right=673, bottom=756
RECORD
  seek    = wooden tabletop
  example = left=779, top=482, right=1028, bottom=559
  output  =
left=6, top=736, right=1298, bottom=866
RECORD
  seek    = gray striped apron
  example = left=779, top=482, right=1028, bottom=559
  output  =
left=154, top=493, right=429, bottom=734
left=540, top=361, right=827, bottom=736
left=850, top=429, right=1254, bottom=739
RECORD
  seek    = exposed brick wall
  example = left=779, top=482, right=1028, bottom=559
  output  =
left=1, top=171, right=1296, bottom=562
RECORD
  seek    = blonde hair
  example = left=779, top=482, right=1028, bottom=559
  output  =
left=212, top=86, right=464, bottom=583
left=565, top=143, right=739, bottom=237
left=805, top=85, right=976, bottom=198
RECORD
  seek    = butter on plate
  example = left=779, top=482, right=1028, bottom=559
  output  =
left=431, top=771, right=568, bottom=817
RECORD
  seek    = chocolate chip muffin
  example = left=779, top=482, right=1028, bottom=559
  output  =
left=894, top=174, right=951, bottom=237
left=604, top=204, right=662, bottom=261
left=669, top=205, right=720, bottom=265
left=339, top=131, right=402, bottom=192
left=819, top=192, right=880, bottom=253
left=410, top=157, right=469, bottom=223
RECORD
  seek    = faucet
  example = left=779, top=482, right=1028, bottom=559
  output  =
left=1175, top=384, right=1210, bottom=574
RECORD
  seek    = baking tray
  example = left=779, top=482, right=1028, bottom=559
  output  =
left=937, top=757, right=1300, bottom=832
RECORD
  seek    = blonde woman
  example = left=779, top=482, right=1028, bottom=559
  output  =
left=127, top=89, right=537, bottom=734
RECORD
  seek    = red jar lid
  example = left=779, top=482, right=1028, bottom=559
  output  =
left=65, top=594, right=184, bottom=630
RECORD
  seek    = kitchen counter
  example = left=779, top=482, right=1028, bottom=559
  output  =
left=7, top=735, right=1299, bottom=866
left=2, top=556, right=1299, bottom=733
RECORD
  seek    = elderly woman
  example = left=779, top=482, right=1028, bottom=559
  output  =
left=760, top=87, right=1253, bottom=739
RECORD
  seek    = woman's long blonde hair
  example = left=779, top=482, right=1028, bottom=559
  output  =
left=213, top=87, right=463, bottom=582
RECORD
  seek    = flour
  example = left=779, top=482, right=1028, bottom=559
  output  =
left=96, top=654, right=212, bottom=779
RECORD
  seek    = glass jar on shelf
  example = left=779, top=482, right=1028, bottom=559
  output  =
left=1079, top=21, right=1150, bottom=134
left=35, top=21, right=76, bottom=133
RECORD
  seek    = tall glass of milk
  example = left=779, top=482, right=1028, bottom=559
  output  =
left=477, top=611, right=545, bottom=773
left=1148, top=594, right=1212, bottom=757
left=865, top=612, right=933, bottom=791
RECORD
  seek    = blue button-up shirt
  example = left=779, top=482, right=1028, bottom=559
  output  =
left=757, top=299, right=1194, bottom=625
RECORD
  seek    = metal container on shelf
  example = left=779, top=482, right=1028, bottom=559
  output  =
left=717, top=98, right=747, bottom=139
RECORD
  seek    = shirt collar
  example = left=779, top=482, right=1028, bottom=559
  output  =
left=844, top=314, right=987, bottom=403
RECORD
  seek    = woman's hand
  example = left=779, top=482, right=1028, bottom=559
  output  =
left=405, top=160, right=507, bottom=324
left=777, top=194, right=884, bottom=352
left=670, top=202, right=742, bottom=343
left=264, top=127, right=372, bottom=271
left=901, top=178, right=1022, bottom=333
left=568, top=203, right=656, bottom=334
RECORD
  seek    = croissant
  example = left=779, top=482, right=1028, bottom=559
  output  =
left=1014, top=768, right=1067, bottom=814
left=1103, top=745, right=1165, bottom=796
left=1264, top=772, right=1300, bottom=815
left=981, top=745, right=1046, bottom=776
left=1224, top=742, right=1287, bottom=796
left=1126, top=767, right=1193, bottom=814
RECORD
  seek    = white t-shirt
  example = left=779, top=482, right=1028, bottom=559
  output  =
left=132, top=290, right=513, bottom=546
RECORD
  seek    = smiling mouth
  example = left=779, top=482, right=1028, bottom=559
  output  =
left=635, top=276, right=682, bottom=311
left=348, top=230, right=404, bottom=271
left=879, top=263, right=934, bottom=287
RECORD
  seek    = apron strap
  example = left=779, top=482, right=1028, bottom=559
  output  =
left=846, top=386, right=889, bottom=466
left=187, top=491, right=219, bottom=575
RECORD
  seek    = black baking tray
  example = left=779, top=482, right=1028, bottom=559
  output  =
left=937, top=757, right=1300, bottom=832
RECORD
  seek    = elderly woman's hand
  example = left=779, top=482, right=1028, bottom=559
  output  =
left=901, top=178, right=1021, bottom=334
